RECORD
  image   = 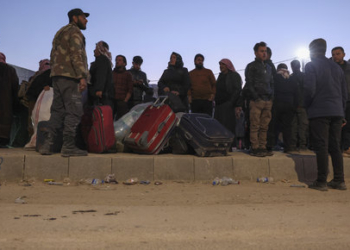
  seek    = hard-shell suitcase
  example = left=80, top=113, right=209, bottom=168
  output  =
left=35, top=121, right=63, bottom=153
left=81, top=105, right=115, bottom=153
left=177, top=113, right=234, bottom=157
left=124, top=98, right=177, bottom=154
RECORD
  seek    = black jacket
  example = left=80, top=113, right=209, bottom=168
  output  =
left=26, top=69, right=52, bottom=101
left=158, top=65, right=191, bottom=105
left=89, top=55, right=114, bottom=104
left=215, top=70, right=242, bottom=107
left=289, top=71, right=305, bottom=107
left=244, top=59, right=274, bottom=101
left=274, top=74, right=298, bottom=107
left=304, top=56, right=347, bottom=119
left=128, top=67, right=149, bottom=101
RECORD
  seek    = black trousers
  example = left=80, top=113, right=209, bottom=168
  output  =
left=342, top=101, right=350, bottom=150
left=309, top=116, right=344, bottom=183
left=113, top=100, right=129, bottom=121
left=275, top=102, right=296, bottom=151
left=291, top=107, right=309, bottom=148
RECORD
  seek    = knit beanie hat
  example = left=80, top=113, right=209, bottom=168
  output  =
left=309, top=38, right=327, bottom=55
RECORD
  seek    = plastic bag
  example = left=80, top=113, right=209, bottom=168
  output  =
left=24, top=88, right=53, bottom=149
left=114, top=102, right=152, bottom=143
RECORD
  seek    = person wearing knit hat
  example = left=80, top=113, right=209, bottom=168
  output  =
left=305, top=38, right=348, bottom=191
left=188, top=53, right=216, bottom=116
left=309, top=38, right=327, bottom=57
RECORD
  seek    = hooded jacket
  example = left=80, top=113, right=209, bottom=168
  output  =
left=304, top=56, right=347, bottom=119
left=158, top=52, right=191, bottom=103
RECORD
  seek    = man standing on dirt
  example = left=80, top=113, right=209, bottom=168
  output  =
left=39, top=8, right=89, bottom=157
left=305, top=39, right=347, bottom=191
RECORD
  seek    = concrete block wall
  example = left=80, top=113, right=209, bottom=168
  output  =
left=0, top=149, right=349, bottom=183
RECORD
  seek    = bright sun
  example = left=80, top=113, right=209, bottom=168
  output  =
left=296, top=47, right=310, bottom=60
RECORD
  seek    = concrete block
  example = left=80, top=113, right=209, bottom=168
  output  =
left=269, top=155, right=303, bottom=181
left=343, top=157, right=350, bottom=178
left=233, top=157, right=269, bottom=181
left=112, top=154, right=154, bottom=181
left=24, top=154, right=68, bottom=181
left=301, top=156, right=317, bottom=183
left=0, top=154, right=24, bottom=181
left=194, top=156, right=233, bottom=180
left=69, top=155, right=111, bottom=180
left=154, top=155, right=194, bottom=181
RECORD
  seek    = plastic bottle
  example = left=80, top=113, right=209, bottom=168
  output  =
left=257, top=177, right=274, bottom=183
left=221, top=177, right=241, bottom=186
left=92, top=179, right=104, bottom=185
left=212, top=177, right=221, bottom=185
left=123, top=177, right=138, bottom=185
left=221, top=177, right=232, bottom=186
left=48, top=181, right=63, bottom=185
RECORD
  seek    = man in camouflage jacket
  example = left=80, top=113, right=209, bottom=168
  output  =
left=39, top=8, right=89, bottom=157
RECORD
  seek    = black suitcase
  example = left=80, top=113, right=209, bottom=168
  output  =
left=177, top=113, right=234, bottom=157
left=36, top=121, right=63, bottom=153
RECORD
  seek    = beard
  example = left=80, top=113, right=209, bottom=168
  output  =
left=77, top=20, right=86, bottom=30
left=195, top=63, right=203, bottom=70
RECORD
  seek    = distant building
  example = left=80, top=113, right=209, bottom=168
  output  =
left=9, top=64, right=35, bottom=83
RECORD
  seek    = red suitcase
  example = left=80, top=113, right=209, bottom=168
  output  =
left=81, top=105, right=115, bottom=153
left=124, top=98, right=177, bottom=154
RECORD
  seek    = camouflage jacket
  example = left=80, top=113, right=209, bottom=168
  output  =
left=50, top=23, right=88, bottom=80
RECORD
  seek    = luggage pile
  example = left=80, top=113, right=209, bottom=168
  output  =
left=119, top=97, right=235, bottom=157
left=35, top=96, right=235, bottom=157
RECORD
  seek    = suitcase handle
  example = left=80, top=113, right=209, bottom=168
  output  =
left=184, top=131, right=192, bottom=141
left=153, top=96, right=168, bottom=107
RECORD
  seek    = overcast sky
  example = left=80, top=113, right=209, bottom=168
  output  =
left=1, top=0, right=349, bottom=83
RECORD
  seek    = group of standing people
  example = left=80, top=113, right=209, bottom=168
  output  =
left=1, top=8, right=348, bottom=191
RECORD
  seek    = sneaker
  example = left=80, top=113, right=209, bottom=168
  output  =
left=327, top=180, right=347, bottom=190
left=250, top=148, right=265, bottom=157
left=308, top=181, right=328, bottom=191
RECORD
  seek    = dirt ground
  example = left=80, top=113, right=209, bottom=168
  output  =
left=0, top=178, right=349, bottom=250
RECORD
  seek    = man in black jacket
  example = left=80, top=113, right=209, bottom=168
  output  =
left=128, top=56, right=149, bottom=108
left=245, top=42, right=274, bottom=157
left=331, top=46, right=350, bottom=157
left=306, top=39, right=347, bottom=191
left=89, top=41, right=114, bottom=109
left=289, top=60, right=308, bottom=151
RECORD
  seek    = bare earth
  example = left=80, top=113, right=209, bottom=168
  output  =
left=0, top=179, right=349, bottom=250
